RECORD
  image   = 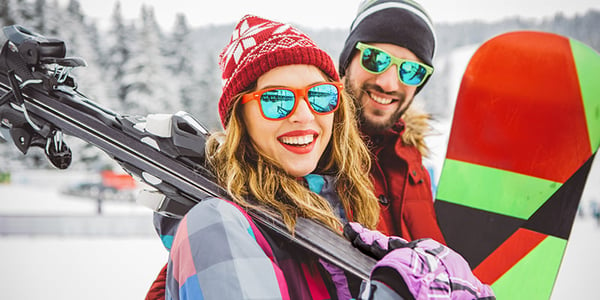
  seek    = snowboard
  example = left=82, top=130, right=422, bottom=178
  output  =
left=434, top=31, right=600, bottom=299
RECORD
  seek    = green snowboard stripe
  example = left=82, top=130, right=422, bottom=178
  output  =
left=490, top=235, right=566, bottom=300
left=436, top=159, right=561, bottom=219
left=570, top=38, right=600, bottom=153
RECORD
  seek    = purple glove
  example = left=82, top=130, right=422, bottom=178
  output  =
left=344, top=222, right=496, bottom=300
left=343, top=221, right=395, bottom=259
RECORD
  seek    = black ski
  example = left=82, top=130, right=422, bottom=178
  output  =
left=0, top=25, right=375, bottom=280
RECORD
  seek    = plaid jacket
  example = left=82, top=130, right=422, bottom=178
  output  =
left=155, top=175, right=362, bottom=300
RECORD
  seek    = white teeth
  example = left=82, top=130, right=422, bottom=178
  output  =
left=370, top=93, right=393, bottom=105
left=280, top=134, right=314, bottom=145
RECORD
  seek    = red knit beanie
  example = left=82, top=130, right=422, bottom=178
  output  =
left=218, top=15, right=340, bottom=128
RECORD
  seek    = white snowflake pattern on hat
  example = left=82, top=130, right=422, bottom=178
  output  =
left=220, top=18, right=276, bottom=80
left=217, top=14, right=339, bottom=128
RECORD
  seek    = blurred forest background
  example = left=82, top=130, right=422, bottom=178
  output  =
left=0, top=0, right=599, bottom=170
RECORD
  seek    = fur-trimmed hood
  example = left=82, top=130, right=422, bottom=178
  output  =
left=400, top=105, right=432, bottom=157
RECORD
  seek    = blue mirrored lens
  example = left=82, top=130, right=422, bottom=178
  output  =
left=308, top=84, right=338, bottom=113
left=361, top=48, right=391, bottom=73
left=260, top=89, right=295, bottom=119
left=399, top=62, right=427, bottom=85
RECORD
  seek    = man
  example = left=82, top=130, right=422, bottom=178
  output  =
left=339, top=0, right=446, bottom=243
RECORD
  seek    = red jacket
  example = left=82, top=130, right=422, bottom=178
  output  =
left=368, top=114, right=446, bottom=244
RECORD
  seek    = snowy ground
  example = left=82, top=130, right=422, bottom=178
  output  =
left=0, top=166, right=598, bottom=299
left=0, top=236, right=167, bottom=299
left=0, top=170, right=167, bottom=299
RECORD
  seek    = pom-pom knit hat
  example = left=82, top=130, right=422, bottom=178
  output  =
left=217, top=15, right=340, bottom=128
left=338, top=0, right=436, bottom=93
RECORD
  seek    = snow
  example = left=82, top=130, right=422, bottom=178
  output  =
left=553, top=214, right=600, bottom=299
left=0, top=171, right=167, bottom=299
left=1, top=170, right=149, bottom=216
left=0, top=167, right=599, bottom=299
left=0, top=236, right=166, bottom=299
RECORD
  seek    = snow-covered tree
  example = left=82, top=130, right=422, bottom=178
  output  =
left=103, top=1, right=133, bottom=111
left=0, top=0, right=10, bottom=25
left=55, top=0, right=112, bottom=168
left=165, top=13, right=216, bottom=125
left=121, top=5, right=178, bottom=115
left=59, top=0, right=106, bottom=101
left=31, top=0, right=46, bottom=32
left=1, top=0, right=28, bottom=27
left=168, top=14, right=194, bottom=76
left=192, top=51, right=221, bottom=130
left=40, top=0, right=62, bottom=35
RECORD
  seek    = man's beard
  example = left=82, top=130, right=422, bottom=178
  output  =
left=344, top=76, right=409, bottom=134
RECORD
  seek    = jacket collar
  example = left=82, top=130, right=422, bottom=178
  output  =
left=363, top=106, right=430, bottom=157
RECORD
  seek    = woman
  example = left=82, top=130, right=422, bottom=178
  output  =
left=155, top=15, right=494, bottom=300
left=159, top=14, right=378, bottom=300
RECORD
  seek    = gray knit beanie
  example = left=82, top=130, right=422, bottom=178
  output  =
left=339, top=0, right=436, bottom=92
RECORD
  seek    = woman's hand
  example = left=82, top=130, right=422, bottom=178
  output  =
left=344, top=222, right=495, bottom=300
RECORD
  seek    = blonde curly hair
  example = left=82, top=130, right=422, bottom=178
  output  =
left=205, top=79, right=380, bottom=233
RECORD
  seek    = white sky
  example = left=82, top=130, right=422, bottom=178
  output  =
left=66, top=0, right=600, bottom=30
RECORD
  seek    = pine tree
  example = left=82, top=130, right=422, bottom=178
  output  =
left=103, top=1, right=133, bottom=111
left=193, top=51, right=221, bottom=130
left=168, top=14, right=194, bottom=76
left=0, top=0, right=12, bottom=27
left=1, top=0, right=26, bottom=27
left=32, top=0, right=46, bottom=33
left=42, top=0, right=62, bottom=35
left=60, top=0, right=105, bottom=101
left=122, top=5, right=177, bottom=115
left=57, top=0, right=112, bottom=168
left=166, top=13, right=216, bottom=125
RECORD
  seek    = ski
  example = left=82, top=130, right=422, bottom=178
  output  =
left=0, top=25, right=375, bottom=280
